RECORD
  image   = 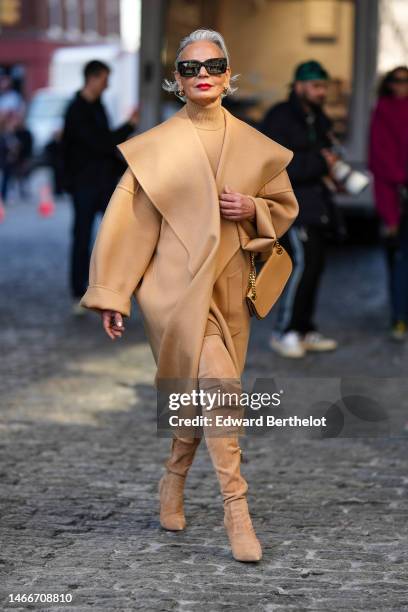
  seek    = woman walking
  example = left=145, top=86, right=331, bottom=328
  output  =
left=80, top=29, right=298, bottom=562
left=369, top=66, right=408, bottom=340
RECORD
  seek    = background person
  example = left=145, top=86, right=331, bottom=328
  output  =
left=261, top=60, right=340, bottom=358
left=368, top=66, right=408, bottom=341
left=0, top=110, right=32, bottom=204
left=0, top=72, right=25, bottom=116
left=62, top=60, right=139, bottom=315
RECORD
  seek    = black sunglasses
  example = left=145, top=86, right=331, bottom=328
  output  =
left=390, top=77, right=408, bottom=84
left=177, top=57, right=228, bottom=77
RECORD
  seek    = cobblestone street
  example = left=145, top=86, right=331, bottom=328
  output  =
left=1, top=186, right=407, bottom=611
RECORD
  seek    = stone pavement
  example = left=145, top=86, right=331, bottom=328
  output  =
left=0, top=185, right=407, bottom=611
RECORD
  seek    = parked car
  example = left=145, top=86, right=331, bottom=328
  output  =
left=26, top=88, right=70, bottom=157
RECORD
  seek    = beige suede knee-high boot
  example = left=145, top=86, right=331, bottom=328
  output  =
left=198, top=335, right=262, bottom=562
left=159, top=436, right=201, bottom=531
left=204, top=433, right=262, bottom=562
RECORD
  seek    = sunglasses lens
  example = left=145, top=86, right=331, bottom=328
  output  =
left=205, top=59, right=227, bottom=74
left=178, top=61, right=200, bottom=77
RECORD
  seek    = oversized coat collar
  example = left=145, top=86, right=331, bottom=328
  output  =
left=117, top=103, right=293, bottom=280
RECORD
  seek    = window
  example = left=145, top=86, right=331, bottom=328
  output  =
left=64, top=0, right=80, bottom=33
left=48, top=0, right=63, bottom=31
left=83, top=0, right=97, bottom=33
left=105, top=0, right=120, bottom=37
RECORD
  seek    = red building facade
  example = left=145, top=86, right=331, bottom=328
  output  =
left=0, top=0, right=121, bottom=98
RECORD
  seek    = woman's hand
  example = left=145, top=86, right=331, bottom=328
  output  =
left=101, top=310, right=125, bottom=340
left=320, top=148, right=340, bottom=170
left=219, top=185, right=256, bottom=222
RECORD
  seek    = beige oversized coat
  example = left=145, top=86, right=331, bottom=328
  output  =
left=79, top=104, right=299, bottom=390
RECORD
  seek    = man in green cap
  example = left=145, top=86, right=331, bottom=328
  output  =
left=261, top=59, right=340, bottom=358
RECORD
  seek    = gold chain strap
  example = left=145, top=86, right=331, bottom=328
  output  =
left=247, top=239, right=282, bottom=301
left=248, top=252, right=257, bottom=300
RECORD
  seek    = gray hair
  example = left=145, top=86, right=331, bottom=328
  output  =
left=162, top=28, right=239, bottom=102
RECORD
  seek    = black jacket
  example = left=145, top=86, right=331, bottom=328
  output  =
left=62, top=91, right=134, bottom=192
left=261, top=90, right=335, bottom=228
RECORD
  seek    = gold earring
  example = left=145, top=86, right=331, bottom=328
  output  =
left=177, top=87, right=185, bottom=97
left=223, top=85, right=229, bottom=95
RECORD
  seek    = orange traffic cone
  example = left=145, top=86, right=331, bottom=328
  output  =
left=0, top=197, right=5, bottom=223
left=37, top=185, right=55, bottom=217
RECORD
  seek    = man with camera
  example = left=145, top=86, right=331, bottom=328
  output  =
left=261, top=60, right=341, bottom=358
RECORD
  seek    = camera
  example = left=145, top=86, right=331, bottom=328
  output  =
left=325, top=134, right=370, bottom=196
left=330, top=158, right=370, bottom=196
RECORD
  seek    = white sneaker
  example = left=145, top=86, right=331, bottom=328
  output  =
left=302, top=331, right=338, bottom=352
left=390, top=321, right=407, bottom=342
left=269, top=331, right=306, bottom=358
left=72, top=301, right=86, bottom=316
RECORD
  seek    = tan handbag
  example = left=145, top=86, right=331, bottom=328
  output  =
left=246, top=240, right=293, bottom=319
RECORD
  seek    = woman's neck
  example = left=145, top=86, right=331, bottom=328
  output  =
left=185, top=97, right=225, bottom=130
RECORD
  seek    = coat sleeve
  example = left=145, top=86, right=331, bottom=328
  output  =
left=238, top=167, right=299, bottom=258
left=79, top=168, right=162, bottom=317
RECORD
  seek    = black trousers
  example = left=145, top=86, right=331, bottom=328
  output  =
left=70, top=181, right=115, bottom=298
left=275, top=225, right=327, bottom=334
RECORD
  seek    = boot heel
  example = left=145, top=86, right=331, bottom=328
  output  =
left=239, top=448, right=248, bottom=463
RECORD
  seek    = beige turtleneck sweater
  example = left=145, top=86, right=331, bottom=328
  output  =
left=185, top=98, right=226, bottom=176
left=185, top=98, right=226, bottom=337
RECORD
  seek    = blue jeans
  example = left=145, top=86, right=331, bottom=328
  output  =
left=274, top=225, right=326, bottom=334
left=384, top=213, right=408, bottom=325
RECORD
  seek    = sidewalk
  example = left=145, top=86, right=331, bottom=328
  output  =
left=1, top=190, right=407, bottom=611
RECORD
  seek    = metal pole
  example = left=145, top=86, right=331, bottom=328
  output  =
left=345, top=0, right=380, bottom=164
left=139, top=0, right=166, bottom=132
